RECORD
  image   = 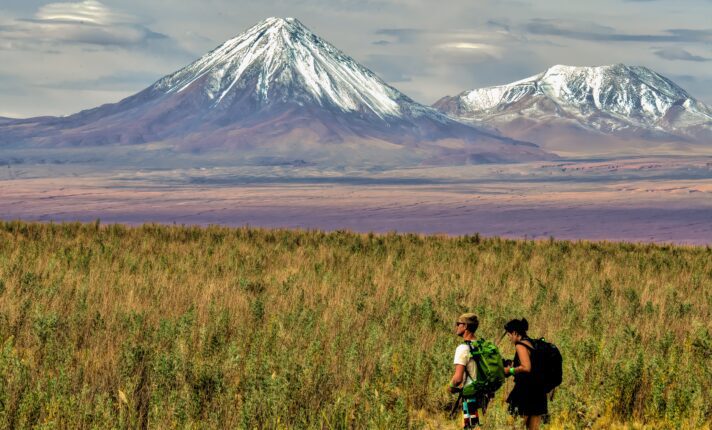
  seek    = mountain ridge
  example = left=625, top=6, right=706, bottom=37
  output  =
left=433, top=64, right=712, bottom=155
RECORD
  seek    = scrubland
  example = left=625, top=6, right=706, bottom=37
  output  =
left=0, top=221, right=709, bottom=429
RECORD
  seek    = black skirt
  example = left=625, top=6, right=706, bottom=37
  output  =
left=506, top=381, right=548, bottom=417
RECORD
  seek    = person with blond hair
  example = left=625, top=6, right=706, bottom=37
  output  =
left=448, top=313, right=480, bottom=428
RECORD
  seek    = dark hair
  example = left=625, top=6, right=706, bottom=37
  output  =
left=504, top=318, right=529, bottom=337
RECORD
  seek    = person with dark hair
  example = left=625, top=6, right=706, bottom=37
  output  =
left=448, top=313, right=480, bottom=428
left=503, top=318, right=547, bottom=430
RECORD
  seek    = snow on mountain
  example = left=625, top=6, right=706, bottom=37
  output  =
left=154, top=17, right=403, bottom=118
left=0, top=17, right=554, bottom=167
left=434, top=64, right=712, bottom=155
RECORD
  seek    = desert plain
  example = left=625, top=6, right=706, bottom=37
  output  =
left=2, top=155, right=710, bottom=244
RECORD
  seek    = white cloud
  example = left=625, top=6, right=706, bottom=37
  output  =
left=0, top=1, right=166, bottom=48
left=435, top=42, right=502, bottom=60
left=35, top=0, right=135, bottom=25
left=0, top=2, right=195, bottom=117
left=438, top=42, right=498, bottom=51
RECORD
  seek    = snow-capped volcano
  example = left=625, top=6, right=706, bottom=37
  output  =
left=154, top=17, right=403, bottom=118
left=434, top=64, right=712, bottom=155
left=0, top=17, right=553, bottom=166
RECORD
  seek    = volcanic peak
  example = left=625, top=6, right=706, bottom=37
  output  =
left=151, top=17, right=405, bottom=118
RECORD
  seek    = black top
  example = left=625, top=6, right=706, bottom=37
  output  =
left=513, top=338, right=535, bottom=384
left=506, top=337, right=548, bottom=416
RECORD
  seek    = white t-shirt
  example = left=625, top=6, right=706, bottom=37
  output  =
left=454, top=343, right=477, bottom=384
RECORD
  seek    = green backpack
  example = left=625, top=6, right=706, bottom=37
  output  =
left=461, top=339, right=506, bottom=398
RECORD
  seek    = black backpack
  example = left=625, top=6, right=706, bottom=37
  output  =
left=521, top=338, right=563, bottom=393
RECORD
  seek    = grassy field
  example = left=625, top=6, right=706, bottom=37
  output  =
left=0, top=221, right=710, bottom=429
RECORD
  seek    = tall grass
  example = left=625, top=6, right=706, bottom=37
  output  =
left=0, top=221, right=709, bottom=429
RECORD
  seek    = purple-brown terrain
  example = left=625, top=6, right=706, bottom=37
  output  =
left=2, top=157, right=711, bottom=244
left=2, top=178, right=711, bottom=245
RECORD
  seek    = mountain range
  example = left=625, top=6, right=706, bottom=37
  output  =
left=1, top=18, right=710, bottom=168
left=434, top=64, right=712, bottom=156
left=0, top=17, right=550, bottom=168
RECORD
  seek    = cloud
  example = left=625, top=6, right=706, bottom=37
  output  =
left=668, top=74, right=712, bottom=103
left=0, top=0, right=171, bottom=49
left=35, top=0, right=135, bottom=25
left=666, top=29, right=712, bottom=43
left=525, top=19, right=712, bottom=43
left=486, top=19, right=511, bottom=32
left=435, top=42, right=502, bottom=60
left=277, top=0, right=392, bottom=12
left=363, top=54, right=424, bottom=83
left=374, top=28, right=424, bottom=44
left=653, top=47, right=710, bottom=62
left=37, top=70, right=165, bottom=91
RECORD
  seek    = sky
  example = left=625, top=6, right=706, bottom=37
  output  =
left=0, top=0, right=711, bottom=118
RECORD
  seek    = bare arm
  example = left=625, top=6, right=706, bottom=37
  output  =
left=513, top=344, right=532, bottom=373
left=505, top=343, right=533, bottom=375
left=449, top=364, right=466, bottom=393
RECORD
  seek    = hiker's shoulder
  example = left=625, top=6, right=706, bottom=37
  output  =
left=515, top=339, right=535, bottom=349
left=454, top=343, right=472, bottom=358
left=455, top=343, right=470, bottom=353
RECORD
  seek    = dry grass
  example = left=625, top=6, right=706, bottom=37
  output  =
left=0, top=221, right=710, bottom=429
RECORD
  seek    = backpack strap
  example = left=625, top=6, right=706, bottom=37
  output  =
left=465, top=340, right=489, bottom=383
left=515, top=339, right=535, bottom=351
left=463, top=340, right=477, bottom=382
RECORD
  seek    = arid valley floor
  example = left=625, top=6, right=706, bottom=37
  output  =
left=2, top=156, right=711, bottom=244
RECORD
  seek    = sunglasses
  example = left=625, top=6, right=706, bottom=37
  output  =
left=455, top=322, right=466, bottom=326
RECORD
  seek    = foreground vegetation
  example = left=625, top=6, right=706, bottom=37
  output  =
left=0, top=221, right=710, bottom=429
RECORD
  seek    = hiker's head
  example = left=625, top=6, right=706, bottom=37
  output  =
left=504, top=318, right=528, bottom=342
left=455, top=313, right=479, bottom=337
